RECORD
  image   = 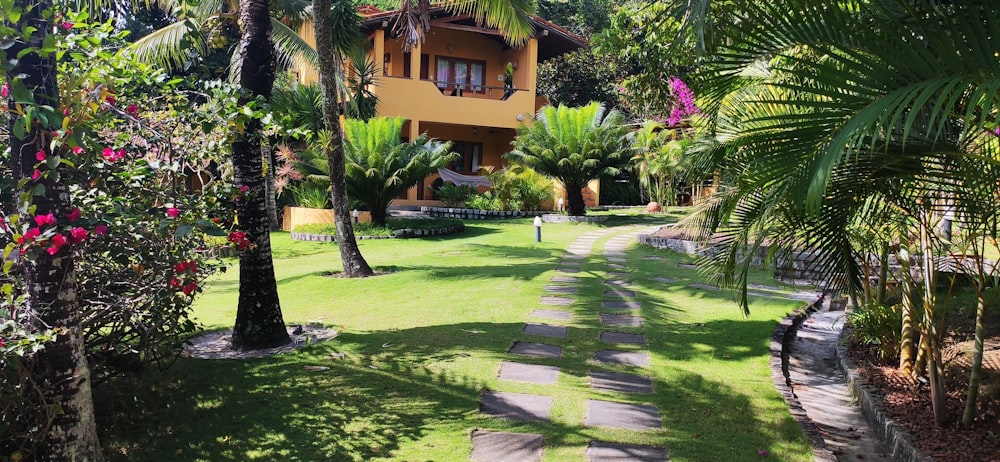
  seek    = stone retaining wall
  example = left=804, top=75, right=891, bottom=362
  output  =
left=540, top=214, right=608, bottom=223
left=420, top=206, right=542, bottom=220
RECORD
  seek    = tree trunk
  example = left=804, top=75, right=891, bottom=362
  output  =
left=918, top=212, right=948, bottom=426
left=370, top=202, right=389, bottom=228
left=898, top=245, right=916, bottom=375
left=564, top=179, right=587, bottom=216
left=264, top=145, right=281, bottom=231
left=7, top=5, right=103, bottom=459
left=313, top=0, right=374, bottom=277
left=231, top=0, right=290, bottom=350
left=962, top=274, right=987, bottom=426
left=877, top=241, right=889, bottom=305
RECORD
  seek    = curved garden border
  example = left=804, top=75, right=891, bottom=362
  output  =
left=290, top=224, right=465, bottom=242
left=420, top=206, right=544, bottom=219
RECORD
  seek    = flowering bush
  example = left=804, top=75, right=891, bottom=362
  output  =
left=0, top=12, right=251, bottom=453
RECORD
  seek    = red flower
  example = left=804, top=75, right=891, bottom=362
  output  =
left=173, top=261, right=187, bottom=273
left=239, top=185, right=249, bottom=193
left=181, top=282, right=198, bottom=296
left=126, top=103, right=139, bottom=116
left=17, top=227, right=41, bottom=246
left=66, top=207, right=81, bottom=222
left=92, top=224, right=108, bottom=236
left=166, top=207, right=179, bottom=218
left=36, top=149, right=47, bottom=161
left=186, top=260, right=197, bottom=273
left=71, top=146, right=83, bottom=156
left=60, top=22, right=73, bottom=30
left=169, top=277, right=182, bottom=288
left=0, top=337, right=4, bottom=348
left=34, top=213, right=56, bottom=227
left=105, top=95, right=116, bottom=105
left=69, top=227, right=88, bottom=243
left=46, top=233, right=68, bottom=255
left=115, top=149, right=126, bottom=160
left=31, top=169, right=41, bottom=180
left=102, top=147, right=114, bottom=161
left=63, top=108, right=71, bottom=116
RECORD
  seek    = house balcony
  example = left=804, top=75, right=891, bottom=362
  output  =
left=373, top=76, right=534, bottom=129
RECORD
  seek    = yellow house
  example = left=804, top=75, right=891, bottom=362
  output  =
left=296, top=6, right=594, bottom=209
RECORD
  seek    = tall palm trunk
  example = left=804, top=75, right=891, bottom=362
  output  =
left=918, top=211, right=947, bottom=425
left=564, top=179, right=587, bottom=216
left=312, top=0, right=374, bottom=277
left=898, top=242, right=916, bottom=375
left=7, top=4, right=103, bottom=459
left=264, top=145, right=281, bottom=231
left=230, top=0, right=290, bottom=349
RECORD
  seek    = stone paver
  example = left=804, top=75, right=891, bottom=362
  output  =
left=678, top=263, right=697, bottom=269
left=599, top=331, right=647, bottom=346
left=594, top=349, right=650, bottom=367
left=586, top=441, right=668, bottom=461
left=544, top=285, right=578, bottom=294
left=499, top=361, right=560, bottom=384
left=509, top=341, right=562, bottom=358
left=604, top=280, right=632, bottom=288
left=589, top=371, right=653, bottom=394
left=550, top=275, right=579, bottom=283
left=559, top=260, right=582, bottom=267
left=471, top=431, right=544, bottom=462
left=608, top=263, right=628, bottom=270
left=529, top=309, right=572, bottom=320
left=605, top=251, right=626, bottom=257
left=603, top=289, right=636, bottom=298
left=606, top=257, right=627, bottom=263
left=523, top=323, right=568, bottom=338
left=652, top=276, right=677, bottom=284
left=585, top=400, right=661, bottom=429
left=481, top=391, right=553, bottom=422
left=602, top=300, right=641, bottom=310
left=599, top=313, right=644, bottom=327
left=687, top=283, right=720, bottom=291
left=556, top=267, right=581, bottom=273
left=606, top=271, right=630, bottom=279
left=564, top=254, right=587, bottom=260
left=541, top=296, right=573, bottom=306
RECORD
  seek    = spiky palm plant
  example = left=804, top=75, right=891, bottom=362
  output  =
left=508, top=102, right=630, bottom=216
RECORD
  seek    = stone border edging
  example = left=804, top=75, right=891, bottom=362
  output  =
left=420, top=206, right=542, bottom=219
left=772, top=298, right=839, bottom=462
left=290, top=224, right=464, bottom=242
left=540, top=214, right=608, bottom=223
left=835, top=328, right=933, bottom=462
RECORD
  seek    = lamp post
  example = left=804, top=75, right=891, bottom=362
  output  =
left=534, top=216, right=542, bottom=242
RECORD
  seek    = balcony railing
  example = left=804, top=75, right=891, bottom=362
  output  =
left=426, top=80, right=522, bottom=101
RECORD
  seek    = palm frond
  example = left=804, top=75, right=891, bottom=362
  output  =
left=128, top=18, right=205, bottom=71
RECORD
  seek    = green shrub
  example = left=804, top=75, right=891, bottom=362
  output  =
left=436, top=183, right=475, bottom=207
left=293, top=218, right=463, bottom=237
left=290, top=184, right=331, bottom=209
left=848, top=303, right=904, bottom=362
left=466, top=192, right=504, bottom=211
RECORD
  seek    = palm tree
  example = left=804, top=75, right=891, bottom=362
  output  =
left=680, top=0, right=1000, bottom=426
left=5, top=3, right=103, bottom=459
left=508, top=102, right=630, bottom=216
left=128, top=0, right=316, bottom=78
left=343, top=117, right=457, bottom=226
left=229, top=0, right=290, bottom=350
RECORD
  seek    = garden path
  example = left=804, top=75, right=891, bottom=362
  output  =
left=472, top=225, right=669, bottom=461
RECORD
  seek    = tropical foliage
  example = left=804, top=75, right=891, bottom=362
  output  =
left=343, top=116, right=456, bottom=226
left=508, top=102, right=630, bottom=216
left=682, top=0, right=1000, bottom=427
left=629, top=120, right=688, bottom=206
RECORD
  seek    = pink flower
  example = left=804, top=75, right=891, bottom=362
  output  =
left=63, top=108, right=71, bottom=116
left=102, top=147, right=114, bottom=160
left=115, top=149, right=126, bottom=161
left=166, top=207, right=179, bottom=218
left=92, top=224, right=108, bottom=236
left=60, top=22, right=73, bottom=30
left=66, top=207, right=81, bottom=222
left=69, top=227, right=88, bottom=243
left=1, top=83, right=7, bottom=98
left=71, top=146, right=83, bottom=156
left=239, top=185, right=249, bottom=193
left=35, top=150, right=46, bottom=161
left=31, top=169, right=42, bottom=180
left=51, top=234, right=67, bottom=247
left=758, top=449, right=769, bottom=457
left=34, top=213, right=56, bottom=227
left=105, top=95, right=116, bottom=105
left=169, top=277, right=182, bottom=288
left=17, top=227, right=41, bottom=246
left=126, top=103, right=139, bottom=116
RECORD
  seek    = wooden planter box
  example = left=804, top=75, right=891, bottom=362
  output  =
left=282, top=206, right=371, bottom=231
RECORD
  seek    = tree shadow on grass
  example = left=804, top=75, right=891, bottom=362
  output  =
left=97, top=316, right=808, bottom=461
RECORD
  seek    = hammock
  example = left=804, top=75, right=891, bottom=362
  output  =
left=437, top=168, right=492, bottom=188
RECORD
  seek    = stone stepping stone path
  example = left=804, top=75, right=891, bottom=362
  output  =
left=540, top=296, right=573, bottom=306
left=509, top=341, right=562, bottom=358
left=544, top=285, right=578, bottom=294
left=599, top=331, right=647, bottom=345
left=600, top=313, right=644, bottom=327
left=589, top=371, right=653, bottom=394
left=594, top=349, right=651, bottom=367
left=652, top=276, right=677, bottom=284
left=498, top=361, right=560, bottom=384
left=603, top=289, right=636, bottom=298
left=523, top=323, right=567, bottom=338
left=477, top=226, right=668, bottom=459
left=603, top=300, right=641, bottom=310
left=550, top=275, right=579, bottom=283
left=678, top=263, right=698, bottom=269
left=586, top=441, right=668, bottom=461
left=529, top=309, right=572, bottom=320
left=687, top=283, right=720, bottom=291
left=585, top=400, right=662, bottom=429
left=481, top=391, right=553, bottom=422
left=471, top=431, right=544, bottom=462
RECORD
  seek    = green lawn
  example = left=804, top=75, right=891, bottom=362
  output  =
left=97, top=216, right=813, bottom=461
